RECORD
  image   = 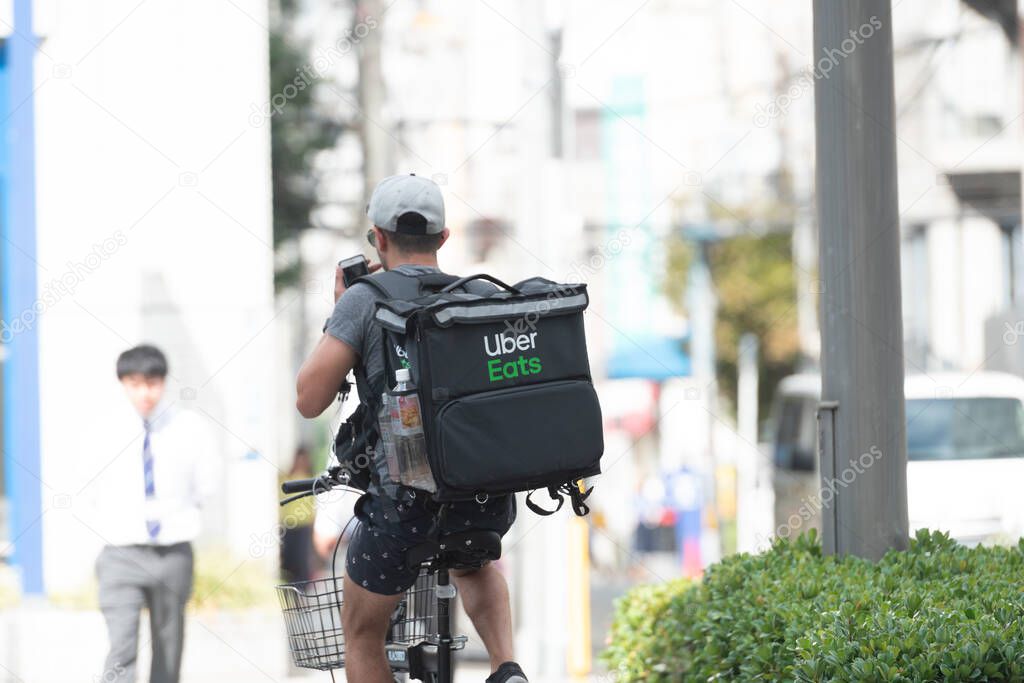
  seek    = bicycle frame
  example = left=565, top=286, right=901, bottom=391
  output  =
left=276, top=567, right=461, bottom=682
left=435, top=567, right=455, bottom=682
left=385, top=566, right=464, bottom=682
left=277, top=468, right=483, bottom=683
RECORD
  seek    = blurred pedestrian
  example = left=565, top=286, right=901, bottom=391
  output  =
left=279, top=445, right=316, bottom=582
left=91, top=344, right=219, bottom=683
left=312, top=488, right=358, bottom=576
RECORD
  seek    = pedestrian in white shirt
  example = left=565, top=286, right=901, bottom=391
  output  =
left=93, top=344, right=218, bottom=683
left=311, top=488, right=358, bottom=574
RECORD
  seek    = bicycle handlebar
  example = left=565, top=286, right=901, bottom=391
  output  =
left=279, top=467, right=358, bottom=506
left=280, top=477, right=323, bottom=495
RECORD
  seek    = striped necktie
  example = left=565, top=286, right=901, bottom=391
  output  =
left=142, top=419, right=161, bottom=541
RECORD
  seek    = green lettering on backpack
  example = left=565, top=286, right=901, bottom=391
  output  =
left=487, top=355, right=543, bottom=383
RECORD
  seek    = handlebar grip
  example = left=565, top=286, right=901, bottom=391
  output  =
left=281, top=477, right=320, bottom=494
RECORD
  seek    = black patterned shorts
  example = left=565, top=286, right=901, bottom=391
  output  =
left=345, top=490, right=516, bottom=595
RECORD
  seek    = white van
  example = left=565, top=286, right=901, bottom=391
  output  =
left=769, top=371, right=1024, bottom=545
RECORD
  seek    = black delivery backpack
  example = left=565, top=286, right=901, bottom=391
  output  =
left=355, top=270, right=604, bottom=516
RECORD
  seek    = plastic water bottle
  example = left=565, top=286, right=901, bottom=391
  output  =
left=377, top=392, right=401, bottom=482
left=393, top=368, right=436, bottom=492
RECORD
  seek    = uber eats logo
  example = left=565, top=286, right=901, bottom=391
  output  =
left=395, top=343, right=411, bottom=369
left=483, top=331, right=543, bottom=382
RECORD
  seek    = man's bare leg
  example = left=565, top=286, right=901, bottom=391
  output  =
left=340, top=574, right=404, bottom=683
left=452, top=564, right=515, bottom=672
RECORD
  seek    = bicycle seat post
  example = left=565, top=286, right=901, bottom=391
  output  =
left=401, top=530, right=502, bottom=683
left=435, top=565, right=456, bottom=683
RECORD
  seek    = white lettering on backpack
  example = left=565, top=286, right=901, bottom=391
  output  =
left=483, top=332, right=538, bottom=357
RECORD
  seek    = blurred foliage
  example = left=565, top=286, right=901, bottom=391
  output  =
left=44, top=550, right=275, bottom=611
left=49, top=580, right=99, bottom=610
left=663, top=230, right=799, bottom=422
left=662, top=237, right=693, bottom=314
left=603, top=529, right=1024, bottom=681
left=189, top=549, right=277, bottom=612
left=0, top=567, right=21, bottom=609
left=269, top=0, right=344, bottom=290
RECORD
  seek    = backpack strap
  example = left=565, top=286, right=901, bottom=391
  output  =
left=417, top=272, right=461, bottom=291
left=525, top=480, right=594, bottom=517
left=525, top=487, right=564, bottom=516
left=352, top=269, right=461, bottom=300
left=352, top=270, right=422, bottom=300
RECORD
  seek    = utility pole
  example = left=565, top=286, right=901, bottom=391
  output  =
left=813, top=0, right=909, bottom=559
left=736, top=334, right=759, bottom=554
left=357, top=0, right=388, bottom=213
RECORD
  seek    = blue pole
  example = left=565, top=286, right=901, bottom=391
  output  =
left=2, top=0, right=44, bottom=595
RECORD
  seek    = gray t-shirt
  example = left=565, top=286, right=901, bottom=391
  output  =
left=325, top=264, right=441, bottom=404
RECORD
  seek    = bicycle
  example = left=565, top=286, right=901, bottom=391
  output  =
left=276, top=465, right=502, bottom=683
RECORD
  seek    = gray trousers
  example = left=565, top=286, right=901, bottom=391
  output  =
left=96, top=542, right=194, bottom=683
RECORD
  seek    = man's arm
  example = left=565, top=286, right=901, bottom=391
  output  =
left=296, top=260, right=381, bottom=418
left=296, top=333, right=358, bottom=418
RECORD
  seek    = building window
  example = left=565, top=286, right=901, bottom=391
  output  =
left=902, top=224, right=930, bottom=368
left=574, top=109, right=601, bottom=161
left=1000, top=222, right=1023, bottom=307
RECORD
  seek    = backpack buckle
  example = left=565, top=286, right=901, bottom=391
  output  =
left=567, top=483, right=593, bottom=517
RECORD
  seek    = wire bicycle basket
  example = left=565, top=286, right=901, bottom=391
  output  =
left=276, top=569, right=439, bottom=671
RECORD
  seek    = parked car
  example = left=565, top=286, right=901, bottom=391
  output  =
left=769, top=371, right=1024, bottom=545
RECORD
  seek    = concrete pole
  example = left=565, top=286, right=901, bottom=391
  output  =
left=737, top=334, right=759, bottom=446
left=687, top=240, right=721, bottom=564
left=736, top=334, right=759, bottom=553
left=513, top=3, right=570, bottom=676
left=813, top=0, right=909, bottom=559
left=357, top=0, right=389, bottom=209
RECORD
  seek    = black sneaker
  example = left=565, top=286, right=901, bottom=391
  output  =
left=485, top=661, right=529, bottom=683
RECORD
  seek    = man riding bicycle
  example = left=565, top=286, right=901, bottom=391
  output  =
left=296, top=174, right=529, bottom=683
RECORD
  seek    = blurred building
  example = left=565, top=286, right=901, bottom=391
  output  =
left=307, top=0, right=815, bottom=593
left=216, top=0, right=1019, bottom=675
left=892, top=0, right=1022, bottom=373
left=0, top=0, right=277, bottom=595
left=307, top=2, right=807, bottom=670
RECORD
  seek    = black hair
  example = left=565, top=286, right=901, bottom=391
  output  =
left=387, top=230, right=445, bottom=254
left=116, top=344, right=169, bottom=380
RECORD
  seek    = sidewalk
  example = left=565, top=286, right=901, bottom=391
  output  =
left=0, top=602, right=606, bottom=683
left=282, top=664, right=604, bottom=682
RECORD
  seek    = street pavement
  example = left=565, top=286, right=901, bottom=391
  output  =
left=279, top=662, right=606, bottom=682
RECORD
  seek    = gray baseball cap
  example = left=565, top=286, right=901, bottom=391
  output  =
left=366, top=173, right=445, bottom=235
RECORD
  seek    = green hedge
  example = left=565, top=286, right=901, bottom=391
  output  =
left=602, top=530, right=1024, bottom=682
